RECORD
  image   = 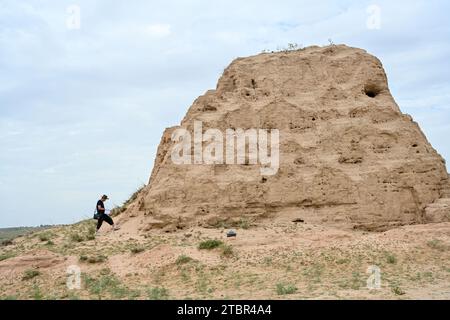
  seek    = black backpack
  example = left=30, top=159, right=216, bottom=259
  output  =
left=93, top=206, right=100, bottom=220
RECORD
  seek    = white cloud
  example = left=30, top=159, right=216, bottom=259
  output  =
left=42, top=167, right=56, bottom=174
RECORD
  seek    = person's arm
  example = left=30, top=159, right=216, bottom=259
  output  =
left=97, top=204, right=105, bottom=212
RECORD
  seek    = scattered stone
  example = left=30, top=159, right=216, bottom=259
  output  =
left=227, top=230, right=237, bottom=238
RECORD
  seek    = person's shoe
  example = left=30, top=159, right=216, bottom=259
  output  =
left=112, top=225, right=121, bottom=231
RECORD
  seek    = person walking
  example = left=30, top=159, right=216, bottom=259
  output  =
left=95, top=194, right=119, bottom=235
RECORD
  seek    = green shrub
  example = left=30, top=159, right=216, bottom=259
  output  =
left=1, top=239, right=13, bottom=246
left=79, top=254, right=107, bottom=264
left=130, top=246, right=145, bottom=254
left=276, top=283, right=298, bottom=295
left=221, top=244, right=234, bottom=257
left=70, top=233, right=84, bottom=242
left=427, top=239, right=447, bottom=251
left=0, top=253, right=15, bottom=261
left=86, top=226, right=96, bottom=241
left=238, top=219, right=250, bottom=230
left=32, top=284, right=44, bottom=300
left=38, top=233, right=52, bottom=242
left=147, top=287, right=169, bottom=300
left=198, top=239, right=223, bottom=250
left=176, top=255, right=193, bottom=265
left=83, top=273, right=130, bottom=299
left=386, top=253, right=397, bottom=264
left=391, top=286, right=405, bottom=296
left=22, top=269, right=40, bottom=281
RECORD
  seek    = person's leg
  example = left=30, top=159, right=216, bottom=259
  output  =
left=103, top=214, right=120, bottom=230
left=104, top=214, right=114, bottom=226
left=96, top=214, right=105, bottom=231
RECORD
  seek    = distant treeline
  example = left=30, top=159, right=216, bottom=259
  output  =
left=0, top=225, right=55, bottom=241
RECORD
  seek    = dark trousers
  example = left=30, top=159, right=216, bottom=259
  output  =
left=97, top=213, right=114, bottom=230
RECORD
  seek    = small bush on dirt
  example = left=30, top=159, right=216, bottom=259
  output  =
left=86, top=225, right=96, bottom=241
left=32, top=284, right=44, bottom=300
left=276, top=283, right=297, bottom=295
left=0, top=253, right=15, bottom=261
left=391, top=286, right=405, bottom=296
left=79, top=254, right=107, bottom=264
left=130, top=246, right=145, bottom=254
left=22, top=269, right=40, bottom=281
left=221, top=244, right=234, bottom=257
left=176, top=255, right=193, bottom=265
left=427, top=239, right=447, bottom=251
left=238, top=219, right=250, bottom=230
left=1, top=239, right=13, bottom=246
left=198, top=239, right=223, bottom=250
left=70, top=233, right=84, bottom=243
left=147, top=287, right=169, bottom=300
left=38, top=232, right=53, bottom=242
left=386, top=253, right=397, bottom=264
left=83, top=273, right=131, bottom=299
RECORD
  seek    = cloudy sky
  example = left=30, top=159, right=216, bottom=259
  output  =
left=0, top=0, right=449, bottom=227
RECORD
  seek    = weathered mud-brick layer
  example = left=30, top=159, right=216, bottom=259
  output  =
left=119, top=45, right=449, bottom=232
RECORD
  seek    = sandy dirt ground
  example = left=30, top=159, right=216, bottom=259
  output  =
left=1, top=216, right=449, bottom=300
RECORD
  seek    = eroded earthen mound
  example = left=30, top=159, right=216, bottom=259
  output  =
left=119, top=45, right=449, bottom=232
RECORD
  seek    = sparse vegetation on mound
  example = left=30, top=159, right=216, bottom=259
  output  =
left=130, top=245, right=145, bottom=254
left=147, top=287, right=169, bottom=300
left=0, top=221, right=449, bottom=299
left=0, top=252, right=15, bottom=261
left=276, top=282, right=298, bottom=295
left=79, top=254, right=108, bottom=264
left=83, top=272, right=138, bottom=299
left=427, top=239, right=448, bottom=251
left=176, top=254, right=194, bottom=265
left=110, top=184, right=146, bottom=217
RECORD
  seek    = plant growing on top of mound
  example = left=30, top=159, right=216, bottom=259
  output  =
left=110, top=184, right=146, bottom=217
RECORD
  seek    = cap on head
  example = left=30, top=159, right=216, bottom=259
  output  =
left=101, top=194, right=109, bottom=200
